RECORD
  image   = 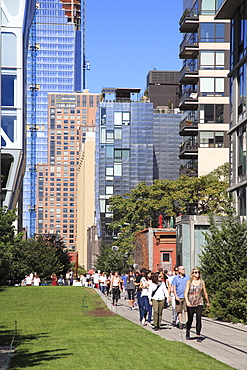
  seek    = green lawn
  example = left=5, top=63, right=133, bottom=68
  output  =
left=0, top=286, right=233, bottom=370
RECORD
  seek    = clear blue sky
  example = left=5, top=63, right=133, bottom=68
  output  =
left=86, top=0, right=183, bottom=94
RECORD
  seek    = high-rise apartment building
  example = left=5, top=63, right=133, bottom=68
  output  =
left=1, top=0, right=35, bottom=223
left=216, top=0, right=247, bottom=216
left=23, top=0, right=82, bottom=236
left=95, top=88, right=182, bottom=244
left=179, top=0, right=230, bottom=177
left=36, top=91, right=100, bottom=250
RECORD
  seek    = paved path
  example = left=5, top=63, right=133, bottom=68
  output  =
left=97, top=290, right=247, bottom=370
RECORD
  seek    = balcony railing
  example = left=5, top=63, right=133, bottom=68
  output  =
left=179, top=8, right=199, bottom=33
left=179, top=88, right=198, bottom=110
left=179, top=33, right=198, bottom=59
left=180, top=160, right=198, bottom=176
left=179, top=59, right=198, bottom=84
left=179, top=114, right=198, bottom=135
left=179, top=138, right=198, bottom=159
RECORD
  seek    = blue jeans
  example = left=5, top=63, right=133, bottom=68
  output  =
left=137, top=291, right=145, bottom=321
left=142, top=295, right=152, bottom=323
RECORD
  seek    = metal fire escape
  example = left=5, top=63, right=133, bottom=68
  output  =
left=29, top=6, right=39, bottom=237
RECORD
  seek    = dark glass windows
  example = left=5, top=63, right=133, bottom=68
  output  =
left=200, top=105, right=224, bottom=123
left=1, top=74, right=16, bottom=106
left=200, top=23, right=225, bottom=42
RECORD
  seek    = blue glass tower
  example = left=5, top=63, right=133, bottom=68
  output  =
left=23, top=0, right=82, bottom=235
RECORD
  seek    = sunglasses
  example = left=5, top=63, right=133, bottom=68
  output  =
left=193, top=271, right=200, bottom=274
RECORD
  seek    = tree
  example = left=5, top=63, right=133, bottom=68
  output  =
left=94, top=245, right=129, bottom=274
left=200, top=213, right=247, bottom=323
left=108, top=164, right=230, bottom=253
left=10, top=235, right=71, bottom=282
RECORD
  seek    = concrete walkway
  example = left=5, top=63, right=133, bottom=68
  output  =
left=97, top=290, right=247, bottom=370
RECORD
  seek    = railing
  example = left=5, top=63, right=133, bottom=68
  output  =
left=180, top=160, right=198, bottom=176
left=180, top=114, right=198, bottom=131
left=180, top=87, right=198, bottom=102
left=180, top=138, right=198, bottom=154
left=181, top=59, right=198, bottom=73
left=179, top=7, right=198, bottom=25
left=180, top=33, right=198, bottom=52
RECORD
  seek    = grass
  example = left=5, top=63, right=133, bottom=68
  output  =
left=0, top=286, right=233, bottom=370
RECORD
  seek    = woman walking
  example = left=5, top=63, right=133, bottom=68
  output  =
left=140, top=270, right=152, bottom=326
left=110, top=271, right=121, bottom=306
left=126, top=271, right=135, bottom=310
left=185, top=268, right=210, bottom=342
left=148, top=272, right=169, bottom=331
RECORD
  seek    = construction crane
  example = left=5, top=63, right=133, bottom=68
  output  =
left=29, top=5, right=39, bottom=238
left=82, top=0, right=90, bottom=89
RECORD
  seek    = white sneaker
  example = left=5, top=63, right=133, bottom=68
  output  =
left=142, top=318, right=146, bottom=325
left=146, top=322, right=152, bottom=327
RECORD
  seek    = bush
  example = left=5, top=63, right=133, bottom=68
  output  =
left=209, top=278, right=247, bottom=324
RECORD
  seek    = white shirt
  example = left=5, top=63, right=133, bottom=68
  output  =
left=148, top=281, right=169, bottom=301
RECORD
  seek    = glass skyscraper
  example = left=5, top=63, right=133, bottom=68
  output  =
left=95, top=88, right=182, bottom=244
left=23, top=0, right=82, bottom=235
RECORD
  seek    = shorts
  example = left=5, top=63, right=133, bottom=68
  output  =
left=127, top=289, right=135, bottom=300
left=175, top=298, right=187, bottom=313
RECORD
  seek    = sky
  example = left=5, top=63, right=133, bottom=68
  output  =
left=86, top=0, right=183, bottom=94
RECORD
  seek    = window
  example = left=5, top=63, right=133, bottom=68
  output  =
left=1, top=73, right=16, bottom=106
left=238, top=187, right=246, bottom=215
left=200, top=23, right=225, bottom=42
left=200, top=105, right=224, bottom=123
left=106, top=130, right=114, bottom=143
left=106, top=167, right=113, bottom=176
left=238, top=126, right=246, bottom=181
left=200, top=51, right=224, bottom=69
left=201, top=0, right=223, bottom=15
left=114, top=163, right=122, bottom=176
left=114, top=128, right=122, bottom=139
left=1, top=33, right=17, bottom=67
left=114, top=111, right=130, bottom=125
left=200, top=77, right=224, bottom=96
left=162, top=253, right=170, bottom=262
left=106, top=145, right=114, bottom=157
left=106, top=186, right=114, bottom=195
left=200, top=131, right=224, bottom=147
left=238, top=64, right=246, bottom=115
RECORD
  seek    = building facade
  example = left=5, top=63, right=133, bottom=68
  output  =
left=146, top=70, right=180, bottom=109
left=35, top=91, right=100, bottom=250
left=23, top=0, right=82, bottom=236
left=216, top=0, right=247, bottom=217
left=1, top=0, right=35, bottom=222
left=95, top=88, right=183, bottom=245
left=179, top=0, right=230, bottom=177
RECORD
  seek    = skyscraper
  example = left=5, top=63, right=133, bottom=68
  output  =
left=179, top=0, right=230, bottom=177
left=1, top=0, right=35, bottom=226
left=23, top=0, right=82, bottom=236
left=95, top=88, right=182, bottom=245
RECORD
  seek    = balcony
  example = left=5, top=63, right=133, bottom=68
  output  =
left=179, top=33, right=198, bottom=59
left=179, top=60, right=198, bottom=85
left=179, top=114, right=198, bottom=136
left=179, top=137, right=198, bottom=159
left=179, top=8, right=199, bottom=33
left=180, top=160, right=198, bottom=177
left=179, top=88, right=198, bottom=111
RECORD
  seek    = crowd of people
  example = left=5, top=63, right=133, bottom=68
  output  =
left=88, top=266, right=210, bottom=342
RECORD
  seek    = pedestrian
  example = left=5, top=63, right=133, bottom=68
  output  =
left=172, top=265, right=190, bottom=329
left=140, top=270, right=152, bottom=326
left=126, top=271, right=135, bottom=310
left=99, top=272, right=107, bottom=294
left=33, top=273, right=40, bottom=286
left=148, top=272, right=170, bottom=331
left=185, top=268, right=210, bottom=342
left=58, top=274, right=65, bottom=286
left=168, top=267, right=179, bottom=326
left=110, top=271, right=121, bottom=306
left=50, top=273, right=57, bottom=286
left=135, top=269, right=146, bottom=319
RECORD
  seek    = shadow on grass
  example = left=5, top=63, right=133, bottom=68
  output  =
left=0, top=327, right=71, bottom=368
left=9, top=348, right=71, bottom=368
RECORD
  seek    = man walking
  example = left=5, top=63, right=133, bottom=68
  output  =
left=172, top=265, right=190, bottom=329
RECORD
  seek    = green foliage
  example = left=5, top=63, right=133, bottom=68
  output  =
left=10, top=235, right=71, bottom=281
left=108, top=164, right=230, bottom=253
left=209, top=279, right=247, bottom=324
left=200, top=213, right=247, bottom=323
left=95, top=245, right=129, bottom=274
left=200, top=213, right=247, bottom=296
